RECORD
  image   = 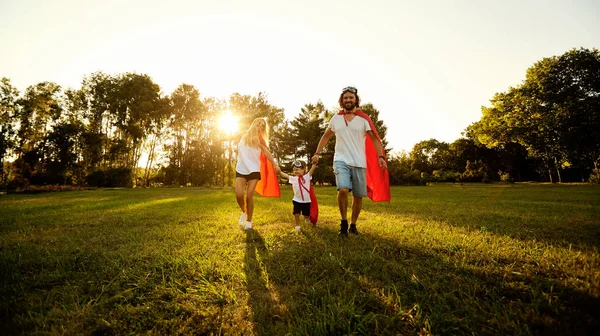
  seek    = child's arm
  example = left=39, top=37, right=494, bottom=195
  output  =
left=278, top=170, right=290, bottom=179
left=308, top=164, right=317, bottom=176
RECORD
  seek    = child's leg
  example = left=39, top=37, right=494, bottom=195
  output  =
left=295, top=213, right=301, bottom=226
left=235, top=177, right=247, bottom=213
left=245, top=179, right=260, bottom=222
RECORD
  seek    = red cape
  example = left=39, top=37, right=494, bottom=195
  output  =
left=255, top=136, right=280, bottom=198
left=337, top=109, right=391, bottom=203
left=298, top=175, right=319, bottom=225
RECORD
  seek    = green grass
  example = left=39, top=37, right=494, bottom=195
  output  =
left=1, top=184, right=599, bottom=335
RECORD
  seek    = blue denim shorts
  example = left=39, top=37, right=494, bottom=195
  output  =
left=333, top=161, right=367, bottom=197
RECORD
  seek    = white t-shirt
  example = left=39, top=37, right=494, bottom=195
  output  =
left=329, top=114, right=371, bottom=168
left=235, top=138, right=261, bottom=174
left=288, top=173, right=312, bottom=203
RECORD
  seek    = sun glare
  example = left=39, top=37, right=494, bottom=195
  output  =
left=218, top=111, right=239, bottom=135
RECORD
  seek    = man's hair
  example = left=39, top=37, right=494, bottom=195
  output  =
left=338, top=90, right=360, bottom=109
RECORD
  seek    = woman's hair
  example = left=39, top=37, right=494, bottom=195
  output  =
left=338, top=87, right=361, bottom=109
left=242, top=118, right=269, bottom=147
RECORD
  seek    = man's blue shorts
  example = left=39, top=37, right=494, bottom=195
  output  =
left=333, top=160, right=367, bottom=197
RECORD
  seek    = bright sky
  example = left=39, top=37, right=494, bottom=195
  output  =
left=1, top=0, right=599, bottom=153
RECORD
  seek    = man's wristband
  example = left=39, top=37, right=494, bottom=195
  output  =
left=378, top=155, right=385, bottom=159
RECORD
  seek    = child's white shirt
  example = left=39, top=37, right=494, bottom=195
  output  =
left=288, top=173, right=312, bottom=203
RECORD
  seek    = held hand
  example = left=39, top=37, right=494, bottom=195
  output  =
left=311, top=154, right=319, bottom=165
left=379, top=157, right=387, bottom=171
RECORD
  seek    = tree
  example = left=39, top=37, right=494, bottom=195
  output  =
left=0, top=78, right=19, bottom=186
left=468, top=48, right=600, bottom=182
left=15, top=82, right=64, bottom=184
left=360, top=103, right=390, bottom=153
left=409, top=139, right=450, bottom=174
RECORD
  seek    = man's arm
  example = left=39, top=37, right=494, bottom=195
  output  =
left=311, top=128, right=335, bottom=165
left=367, top=130, right=388, bottom=170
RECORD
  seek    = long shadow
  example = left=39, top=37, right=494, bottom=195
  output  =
left=243, top=223, right=599, bottom=335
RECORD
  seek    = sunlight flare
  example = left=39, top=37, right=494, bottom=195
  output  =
left=219, top=110, right=239, bottom=135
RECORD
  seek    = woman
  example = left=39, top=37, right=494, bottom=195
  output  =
left=235, top=118, right=280, bottom=230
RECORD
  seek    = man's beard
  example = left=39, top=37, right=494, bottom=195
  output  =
left=343, top=102, right=356, bottom=111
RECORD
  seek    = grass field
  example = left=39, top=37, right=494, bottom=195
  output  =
left=1, top=184, right=599, bottom=335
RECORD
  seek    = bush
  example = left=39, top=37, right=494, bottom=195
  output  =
left=498, top=171, right=514, bottom=184
left=85, top=168, right=133, bottom=188
left=6, top=177, right=30, bottom=191
left=589, top=168, right=600, bottom=184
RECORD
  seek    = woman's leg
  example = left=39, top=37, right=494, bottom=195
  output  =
left=245, top=179, right=259, bottom=222
left=235, top=177, right=247, bottom=213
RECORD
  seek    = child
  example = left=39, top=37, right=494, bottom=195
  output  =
left=278, top=160, right=317, bottom=232
left=235, top=118, right=281, bottom=230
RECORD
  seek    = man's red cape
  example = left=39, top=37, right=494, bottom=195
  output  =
left=298, top=175, right=319, bottom=225
left=337, top=110, right=391, bottom=203
left=256, top=136, right=280, bottom=198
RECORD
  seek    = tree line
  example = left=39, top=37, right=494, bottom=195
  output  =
left=1, top=48, right=598, bottom=190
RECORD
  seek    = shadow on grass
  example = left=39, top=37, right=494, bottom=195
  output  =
left=243, top=224, right=599, bottom=335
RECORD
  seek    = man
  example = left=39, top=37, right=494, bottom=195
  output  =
left=311, top=86, right=389, bottom=237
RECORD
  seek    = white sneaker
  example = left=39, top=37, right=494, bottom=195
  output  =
left=244, top=221, right=253, bottom=230
left=295, top=225, right=301, bottom=233
left=238, top=212, right=246, bottom=226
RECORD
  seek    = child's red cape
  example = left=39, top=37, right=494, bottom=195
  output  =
left=255, top=136, right=280, bottom=198
left=298, top=175, right=319, bottom=225
left=337, top=110, right=391, bottom=203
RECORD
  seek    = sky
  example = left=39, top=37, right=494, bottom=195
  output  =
left=1, top=0, right=599, bottom=154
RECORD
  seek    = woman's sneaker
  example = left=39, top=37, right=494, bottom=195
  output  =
left=244, top=221, right=253, bottom=230
left=238, top=212, right=246, bottom=226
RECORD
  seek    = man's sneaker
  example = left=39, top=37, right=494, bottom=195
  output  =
left=338, top=220, right=348, bottom=237
left=244, top=221, right=253, bottom=230
left=349, top=224, right=359, bottom=235
left=295, top=225, right=301, bottom=233
left=238, top=212, right=246, bottom=226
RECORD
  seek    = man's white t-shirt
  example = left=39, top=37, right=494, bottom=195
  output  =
left=329, top=114, right=371, bottom=168
left=235, top=138, right=261, bottom=174
left=288, top=173, right=312, bottom=203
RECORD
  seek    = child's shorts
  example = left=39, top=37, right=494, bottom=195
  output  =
left=292, top=200, right=311, bottom=216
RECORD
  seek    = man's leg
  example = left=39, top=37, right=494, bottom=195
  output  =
left=350, top=195, right=363, bottom=225
left=349, top=196, right=362, bottom=234
left=333, top=161, right=352, bottom=236
left=337, top=188, right=349, bottom=220
left=349, top=166, right=367, bottom=235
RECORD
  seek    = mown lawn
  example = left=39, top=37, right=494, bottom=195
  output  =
left=0, top=184, right=599, bottom=335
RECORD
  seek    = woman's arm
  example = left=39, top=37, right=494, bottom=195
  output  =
left=259, top=144, right=281, bottom=173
